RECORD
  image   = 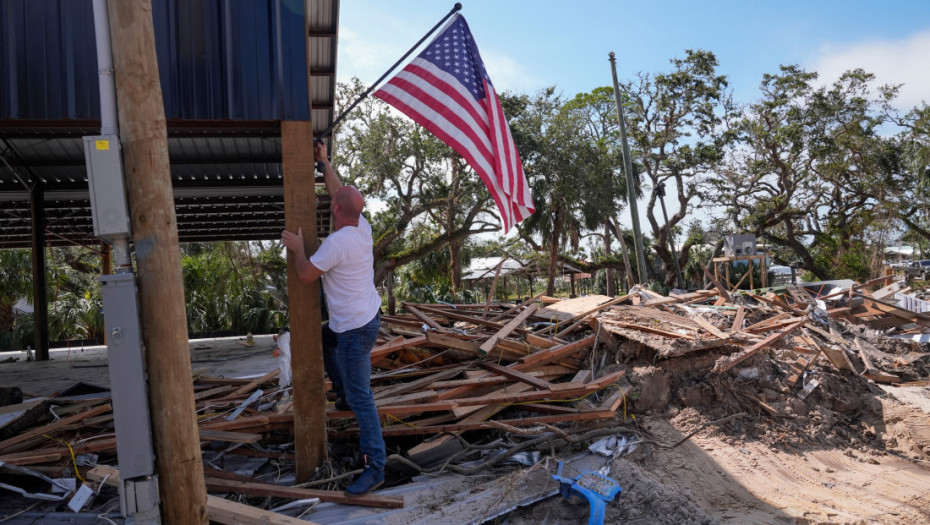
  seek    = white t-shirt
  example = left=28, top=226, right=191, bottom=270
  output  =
left=310, top=215, right=381, bottom=333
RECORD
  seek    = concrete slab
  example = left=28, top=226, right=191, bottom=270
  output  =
left=0, top=335, right=282, bottom=397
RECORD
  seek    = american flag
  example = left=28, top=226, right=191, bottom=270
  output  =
left=373, top=14, right=534, bottom=232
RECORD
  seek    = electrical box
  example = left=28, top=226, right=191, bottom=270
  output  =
left=723, top=234, right=757, bottom=257
left=83, top=135, right=131, bottom=242
left=100, top=273, right=154, bottom=480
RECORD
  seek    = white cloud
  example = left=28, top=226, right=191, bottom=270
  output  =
left=807, top=30, right=930, bottom=110
left=482, top=50, right=541, bottom=94
left=338, top=26, right=409, bottom=85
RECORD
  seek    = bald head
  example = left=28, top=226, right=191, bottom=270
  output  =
left=332, top=186, right=364, bottom=228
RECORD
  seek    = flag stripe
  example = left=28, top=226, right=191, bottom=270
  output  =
left=376, top=83, right=496, bottom=185
left=382, top=73, right=495, bottom=167
left=371, top=14, right=534, bottom=231
left=375, top=86, right=513, bottom=227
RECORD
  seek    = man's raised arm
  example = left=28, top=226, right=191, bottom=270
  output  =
left=315, top=142, right=343, bottom=196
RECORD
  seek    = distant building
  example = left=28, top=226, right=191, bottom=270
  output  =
left=12, top=298, right=33, bottom=315
left=884, top=246, right=915, bottom=262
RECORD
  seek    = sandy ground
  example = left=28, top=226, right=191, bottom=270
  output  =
left=502, top=401, right=930, bottom=525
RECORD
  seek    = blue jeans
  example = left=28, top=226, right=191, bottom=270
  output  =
left=323, top=313, right=385, bottom=470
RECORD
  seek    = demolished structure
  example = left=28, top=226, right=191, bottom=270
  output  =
left=2, top=275, right=929, bottom=523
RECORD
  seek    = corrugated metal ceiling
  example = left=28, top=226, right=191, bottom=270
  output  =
left=0, top=0, right=340, bottom=249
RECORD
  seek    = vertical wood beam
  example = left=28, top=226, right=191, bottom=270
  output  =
left=29, top=184, right=49, bottom=361
left=101, top=242, right=112, bottom=276
left=283, top=120, right=326, bottom=481
left=107, top=1, right=207, bottom=523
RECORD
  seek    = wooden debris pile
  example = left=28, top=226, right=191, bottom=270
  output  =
left=595, top=277, right=929, bottom=388
left=0, top=293, right=637, bottom=519
left=2, top=277, right=927, bottom=521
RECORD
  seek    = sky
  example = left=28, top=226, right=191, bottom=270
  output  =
left=332, top=0, right=930, bottom=244
left=336, top=0, right=930, bottom=110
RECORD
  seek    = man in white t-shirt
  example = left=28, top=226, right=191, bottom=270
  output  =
left=281, top=142, right=385, bottom=497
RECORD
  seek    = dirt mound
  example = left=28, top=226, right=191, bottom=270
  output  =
left=497, top=457, right=717, bottom=525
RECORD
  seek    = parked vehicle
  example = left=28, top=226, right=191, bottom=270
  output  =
left=906, top=259, right=930, bottom=280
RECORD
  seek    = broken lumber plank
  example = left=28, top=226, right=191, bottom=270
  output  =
left=482, top=361, right=552, bottom=390
left=431, top=371, right=548, bottom=389
left=370, top=335, right=428, bottom=361
left=354, top=411, right=617, bottom=438
left=0, top=399, right=51, bottom=442
left=746, top=291, right=805, bottom=316
left=480, top=304, right=540, bottom=354
left=854, top=340, right=901, bottom=383
left=740, top=311, right=794, bottom=333
left=453, top=382, right=533, bottom=419
left=642, top=290, right=717, bottom=306
left=692, top=316, right=729, bottom=340
left=375, top=390, right=439, bottom=407
left=731, top=304, right=747, bottom=333
left=88, top=465, right=317, bottom=525
left=199, top=429, right=263, bottom=444
left=598, top=385, right=633, bottom=413
left=373, top=365, right=466, bottom=400
left=518, top=334, right=597, bottom=369
left=858, top=295, right=930, bottom=327
left=600, top=319, right=696, bottom=340
left=554, top=315, right=592, bottom=339
left=489, top=293, right=545, bottom=322
left=588, top=317, right=619, bottom=352
left=415, top=305, right=523, bottom=332
left=714, top=319, right=807, bottom=373
left=0, top=436, right=118, bottom=465
left=871, top=281, right=907, bottom=301
left=232, top=370, right=279, bottom=396
left=196, top=376, right=257, bottom=386
left=452, top=384, right=600, bottom=407
left=194, top=385, right=237, bottom=401
left=424, top=331, right=481, bottom=353
left=743, top=316, right=808, bottom=334
left=403, top=304, right=448, bottom=331
left=700, top=261, right=731, bottom=301
left=330, top=401, right=458, bottom=419
left=204, top=476, right=404, bottom=509
left=525, top=332, right=562, bottom=348
left=0, top=403, right=111, bottom=453
left=520, top=403, right=582, bottom=415
left=786, top=331, right=823, bottom=387
left=570, top=369, right=592, bottom=383
left=803, top=331, right=854, bottom=373
left=588, top=370, right=627, bottom=388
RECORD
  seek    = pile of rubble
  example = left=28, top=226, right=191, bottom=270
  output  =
left=1, top=276, right=928, bottom=523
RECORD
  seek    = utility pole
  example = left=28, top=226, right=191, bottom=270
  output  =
left=609, top=52, right=648, bottom=284
left=107, top=1, right=208, bottom=523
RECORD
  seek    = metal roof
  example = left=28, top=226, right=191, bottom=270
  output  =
left=0, top=0, right=339, bottom=249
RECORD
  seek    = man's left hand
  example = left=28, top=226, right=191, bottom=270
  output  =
left=281, top=227, right=305, bottom=252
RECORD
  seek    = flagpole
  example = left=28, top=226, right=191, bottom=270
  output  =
left=313, top=2, right=462, bottom=149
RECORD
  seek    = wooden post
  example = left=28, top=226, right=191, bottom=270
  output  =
left=282, top=121, right=326, bottom=481
left=101, top=242, right=112, bottom=276
left=30, top=184, right=50, bottom=361
left=107, top=1, right=207, bottom=523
